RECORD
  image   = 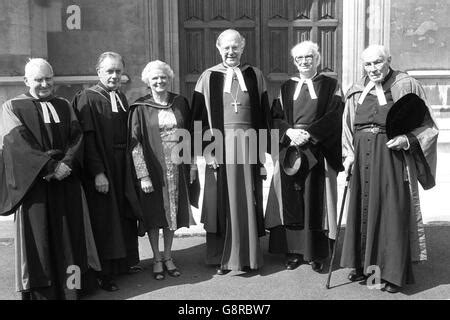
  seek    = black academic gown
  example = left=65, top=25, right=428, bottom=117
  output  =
left=0, top=93, right=100, bottom=299
left=128, top=93, right=199, bottom=232
left=265, top=74, right=344, bottom=261
left=191, top=64, right=271, bottom=269
left=72, top=83, right=140, bottom=275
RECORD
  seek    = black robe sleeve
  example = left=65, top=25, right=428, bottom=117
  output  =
left=1, top=100, right=54, bottom=215
left=72, top=92, right=105, bottom=177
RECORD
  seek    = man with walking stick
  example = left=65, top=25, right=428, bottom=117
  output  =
left=338, top=45, right=438, bottom=293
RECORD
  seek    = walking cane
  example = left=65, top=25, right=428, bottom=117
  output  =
left=325, top=166, right=352, bottom=289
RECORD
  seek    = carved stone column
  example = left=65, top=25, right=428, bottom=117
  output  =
left=163, top=0, right=180, bottom=93
left=147, top=0, right=162, bottom=61
left=367, top=0, right=391, bottom=48
left=342, top=0, right=366, bottom=93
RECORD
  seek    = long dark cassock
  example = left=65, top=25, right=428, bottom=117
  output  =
left=265, top=74, right=344, bottom=262
left=340, top=69, right=439, bottom=287
left=72, top=83, right=140, bottom=275
left=0, top=93, right=101, bottom=300
left=191, top=63, right=271, bottom=270
left=128, top=93, right=199, bottom=232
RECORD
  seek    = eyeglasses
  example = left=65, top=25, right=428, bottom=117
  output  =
left=363, top=60, right=385, bottom=69
left=294, top=55, right=314, bottom=63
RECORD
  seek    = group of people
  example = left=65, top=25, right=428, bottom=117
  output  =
left=0, top=28, right=438, bottom=299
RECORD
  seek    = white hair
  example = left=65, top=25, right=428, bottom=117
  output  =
left=141, top=60, right=174, bottom=86
left=362, top=45, right=391, bottom=61
left=24, top=58, right=54, bottom=78
left=291, top=41, right=321, bottom=64
left=216, top=29, right=246, bottom=50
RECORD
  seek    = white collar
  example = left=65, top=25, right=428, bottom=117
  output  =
left=291, top=74, right=317, bottom=100
left=109, top=91, right=127, bottom=113
left=223, top=66, right=248, bottom=94
left=358, top=81, right=387, bottom=106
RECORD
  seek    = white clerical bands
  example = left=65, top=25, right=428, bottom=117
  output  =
left=223, top=67, right=248, bottom=94
left=358, top=81, right=387, bottom=106
left=39, top=102, right=60, bottom=124
left=291, top=77, right=317, bottom=101
left=109, top=91, right=127, bottom=113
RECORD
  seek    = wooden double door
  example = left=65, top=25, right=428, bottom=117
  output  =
left=178, top=0, right=342, bottom=100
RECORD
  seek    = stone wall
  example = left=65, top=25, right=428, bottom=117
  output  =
left=391, top=0, right=450, bottom=108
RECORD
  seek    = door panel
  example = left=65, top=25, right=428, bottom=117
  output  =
left=262, top=0, right=341, bottom=99
left=179, top=0, right=260, bottom=98
left=179, top=0, right=341, bottom=101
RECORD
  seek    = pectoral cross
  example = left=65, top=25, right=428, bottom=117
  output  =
left=232, top=102, right=241, bottom=113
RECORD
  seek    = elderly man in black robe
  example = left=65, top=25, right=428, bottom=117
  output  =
left=0, top=58, right=100, bottom=300
left=340, top=45, right=438, bottom=293
left=265, top=41, right=344, bottom=272
left=191, top=29, right=271, bottom=274
left=72, top=52, right=141, bottom=291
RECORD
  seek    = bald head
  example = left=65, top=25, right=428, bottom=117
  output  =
left=362, top=45, right=391, bottom=62
left=362, top=45, right=392, bottom=83
left=24, top=58, right=54, bottom=79
left=216, top=29, right=246, bottom=49
left=216, top=29, right=246, bottom=68
left=24, top=58, right=54, bottom=99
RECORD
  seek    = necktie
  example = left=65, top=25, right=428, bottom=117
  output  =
left=358, top=81, right=387, bottom=106
left=292, top=77, right=317, bottom=101
left=224, top=67, right=248, bottom=94
left=39, top=102, right=61, bottom=124
left=110, top=91, right=127, bottom=113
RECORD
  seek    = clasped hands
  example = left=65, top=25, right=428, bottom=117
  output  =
left=286, top=128, right=310, bottom=147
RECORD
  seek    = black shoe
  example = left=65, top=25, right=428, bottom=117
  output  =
left=127, top=265, right=144, bottom=274
left=311, top=261, right=324, bottom=273
left=384, top=282, right=401, bottom=294
left=216, top=268, right=231, bottom=275
left=348, top=269, right=366, bottom=282
left=98, top=278, right=119, bottom=292
left=285, top=258, right=301, bottom=270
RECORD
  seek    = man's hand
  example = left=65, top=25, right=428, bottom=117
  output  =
left=140, top=176, right=154, bottom=193
left=206, top=157, right=220, bottom=170
left=95, top=173, right=109, bottom=194
left=286, top=128, right=310, bottom=146
left=386, top=135, right=409, bottom=151
left=53, top=162, right=72, bottom=181
left=189, top=166, right=198, bottom=184
left=343, top=157, right=354, bottom=175
left=260, top=166, right=267, bottom=180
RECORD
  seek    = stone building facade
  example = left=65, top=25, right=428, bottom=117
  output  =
left=0, top=0, right=448, bottom=119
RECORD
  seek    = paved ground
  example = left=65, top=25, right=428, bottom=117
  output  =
left=1, top=223, right=449, bottom=301
left=1, top=147, right=449, bottom=301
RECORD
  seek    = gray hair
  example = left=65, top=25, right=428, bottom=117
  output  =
left=141, top=60, right=174, bottom=86
left=361, top=45, right=391, bottom=61
left=24, top=58, right=54, bottom=78
left=216, top=29, right=246, bottom=50
left=291, top=41, right=321, bottom=65
left=96, top=52, right=125, bottom=70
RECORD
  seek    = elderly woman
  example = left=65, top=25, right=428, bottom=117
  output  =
left=265, top=41, right=344, bottom=272
left=129, top=60, right=199, bottom=280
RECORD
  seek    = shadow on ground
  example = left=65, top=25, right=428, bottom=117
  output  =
left=1, top=224, right=449, bottom=299
left=324, top=223, right=450, bottom=295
